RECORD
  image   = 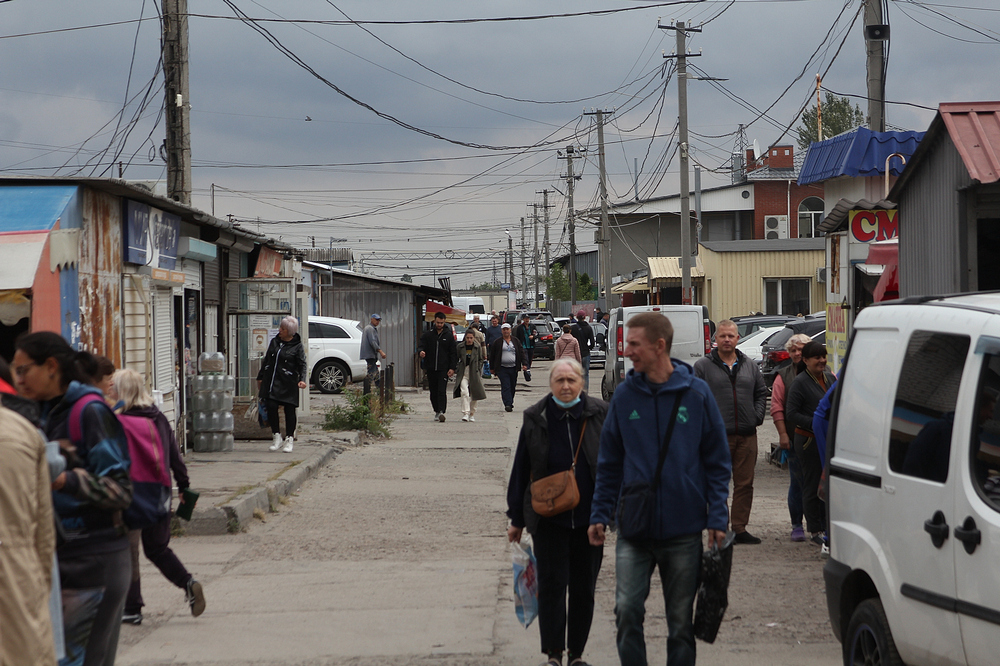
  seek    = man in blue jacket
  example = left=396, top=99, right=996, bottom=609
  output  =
left=588, top=312, right=731, bottom=666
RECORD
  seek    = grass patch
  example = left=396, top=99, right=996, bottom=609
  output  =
left=252, top=507, right=267, bottom=522
left=224, top=484, right=257, bottom=504
left=267, top=461, right=301, bottom=482
left=322, top=390, right=408, bottom=437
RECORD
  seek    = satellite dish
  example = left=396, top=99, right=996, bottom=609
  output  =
left=752, top=139, right=761, bottom=161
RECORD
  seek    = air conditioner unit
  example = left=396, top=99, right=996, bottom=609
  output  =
left=816, top=267, right=827, bottom=284
left=764, top=215, right=789, bottom=240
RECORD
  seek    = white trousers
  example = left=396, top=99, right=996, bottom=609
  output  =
left=460, top=375, right=477, bottom=416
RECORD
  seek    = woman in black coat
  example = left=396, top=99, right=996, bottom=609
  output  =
left=256, top=316, right=307, bottom=453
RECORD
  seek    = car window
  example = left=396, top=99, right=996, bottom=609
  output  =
left=889, top=330, right=971, bottom=483
left=315, top=323, right=349, bottom=339
left=309, top=322, right=322, bottom=339
left=969, top=349, right=1000, bottom=511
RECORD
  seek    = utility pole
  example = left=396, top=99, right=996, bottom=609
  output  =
left=163, top=0, right=191, bottom=204
left=662, top=20, right=702, bottom=305
left=864, top=0, right=887, bottom=132
left=537, top=189, right=552, bottom=303
left=506, top=230, right=515, bottom=289
left=560, top=146, right=581, bottom=304
left=520, top=216, right=527, bottom=300
left=533, top=204, right=540, bottom=308
left=586, top=109, right=615, bottom=310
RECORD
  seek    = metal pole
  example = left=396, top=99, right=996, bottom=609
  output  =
left=695, top=166, right=702, bottom=247
left=541, top=190, right=551, bottom=300
left=677, top=22, right=692, bottom=304
left=533, top=204, right=540, bottom=308
left=520, top=216, right=526, bottom=300
left=595, top=110, right=615, bottom=310
left=865, top=0, right=886, bottom=132
left=566, top=146, right=577, bottom=305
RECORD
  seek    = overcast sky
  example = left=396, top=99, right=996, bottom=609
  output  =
left=1, top=1, right=997, bottom=288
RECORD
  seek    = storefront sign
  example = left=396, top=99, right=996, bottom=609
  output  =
left=254, top=246, right=284, bottom=277
left=825, top=302, right=850, bottom=375
left=124, top=200, right=180, bottom=268
left=850, top=209, right=897, bottom=243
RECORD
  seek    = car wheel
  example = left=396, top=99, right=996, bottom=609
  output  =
left=314, top=360, right=349, bottom=394
left=844, top=598, right=903, bottom=666
left=601, top=376, right=612, bottom=402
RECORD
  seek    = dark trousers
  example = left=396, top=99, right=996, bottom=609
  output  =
left=365, top=358, right=380, bottom=386
left=266, top=399, right=297, bottom=437
left=425, top=369, right=449, bottom=414
left=125, top=514, right=192, bottom=614
left=787, top=445, right=804, bottom=528
left=497, top=366, right=519, bottom=407
left=524, top=347, right=534, bottom=369
left=793, top=433, right=826, bottom=534
left=59, top=543, right=131, bottom=666
left=532, top=521, right=603, bottom=660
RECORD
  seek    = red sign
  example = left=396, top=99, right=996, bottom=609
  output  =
left=255, top=246, right=284, bottom=277
left=850, top=209, right=898, bottom=243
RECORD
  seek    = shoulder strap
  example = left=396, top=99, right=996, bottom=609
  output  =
left=68, top=393, right=106, bottom=444
left=651, top=387, right=689, bottom=491
left=570, top=420, right=588, bottom=470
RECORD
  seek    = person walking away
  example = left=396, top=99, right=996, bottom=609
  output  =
left=419, top=312, right=457, bottom=422
left=257, top=316, right=308, bottom=453
left=453, top=330, right=486, bottom=422
left=785, top=341, right=836, bottom=550
left=555, top=324, right=582, bottom=364
left=112, top=369, right=206, bottom=626
left=488, top=323, right=527, bottom=412
left=571, top=311, right=595, bottom=392
left=507, top=359, right=608, bottom=666
left=588, top=313, right=731, bottom=666
left=514, top=313, right=536, bottom=381
left=693, top=319, right=768, bottom=545
left=14, top=332, right=133, bottom=666
left=0, top=403, right=58, bottom=666
left=770, top=333, right=812, bottom=542
left=360, top=314, right=387, bottom=386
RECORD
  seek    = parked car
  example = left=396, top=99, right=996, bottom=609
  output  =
left=602, top=305, right=712, bottom=401
left=759, top=316, right=827, bottom=387
left=531, top=321, right=557, bottom=360
left=307, top=316, right=369, bottom=394
left=825, top=292, right=1000, bottom=666
left=735, top=325, right=785, bottom=364
left=503, top=309, right=555, bottom=326
left=729, top=314, right=798, bottom=338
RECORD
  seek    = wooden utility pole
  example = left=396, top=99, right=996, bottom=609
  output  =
left=864, top=0, right=887, bottom=132
left=533, top=204, right=540, bottom=308
left=520, top=216, right=527, bottom=298
left=560, top=147, right=580, bottom=304
left=538, top=189, right=552, bottom=301
left=816, top=74, right=823, bottom=141
left=586, top=109, right=616, bottom=310
left=164, top=0, right=191, bottom=204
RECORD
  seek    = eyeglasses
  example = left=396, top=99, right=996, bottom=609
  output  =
left=13, top=362, right=36, bottom=378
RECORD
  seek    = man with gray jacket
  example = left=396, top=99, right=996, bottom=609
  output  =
left=694, top=319, right=768, bottom=544
left=361, top=314, right=386, bottom=384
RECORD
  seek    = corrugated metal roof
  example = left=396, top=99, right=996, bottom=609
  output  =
left=700, top=239, right=825, bottom=252
left=797, top=127, right=925, bottom=186
left=939, top=102, right=1000, bottom=184
left=648, top=256, right=705, bottom=280
left=0, top=185, right=77, bottom=232
left=611, top=276, right=649, bottom=293
left=817, top=198, right=896, bottom=234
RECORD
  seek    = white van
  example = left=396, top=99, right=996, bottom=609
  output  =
left=452, top=296, right=486, bottom=322
left=825, top=293, right=1000, bottom=665
left=601, top=305, right=712, bottom=400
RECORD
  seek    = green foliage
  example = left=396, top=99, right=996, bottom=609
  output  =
left=796, top=93, right=865, bottom=150
left=401, top=274, right=413, bottom=283
left=548, top=264, right=570, bottom=301
left=322, top=389, right=407, bottom=437
left=470, top=281, right=499, bottom=290
left=577, top=273, right=598, bottom=300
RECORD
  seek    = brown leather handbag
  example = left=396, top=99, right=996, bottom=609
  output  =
left=530, top=421, right=587, bottom=517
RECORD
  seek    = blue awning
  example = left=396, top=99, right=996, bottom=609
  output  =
left=797, top=128, right=925, bottom=186
left=0, top=185, right=78, bottom=232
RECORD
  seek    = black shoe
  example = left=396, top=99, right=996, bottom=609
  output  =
left=734, top=531, right=761, bottom=545
left=438, top=412, right=446, bottom=422
left=122, top=612, right=143, bottom=625
left=505, top=405, right=513, bottom=412
left=186, top=578, right=206, bottom=617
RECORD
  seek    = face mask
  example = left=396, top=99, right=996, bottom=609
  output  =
left=552, top=395, right=582, bottom=409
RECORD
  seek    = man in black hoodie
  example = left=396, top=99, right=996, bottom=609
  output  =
left=570, top=310, right=595, bottom=392
left=694, top=319, right=768, bottom=544
left=419, top=312, right=458, bottom=422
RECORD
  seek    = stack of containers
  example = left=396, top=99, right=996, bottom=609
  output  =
left=191, top=352, right=236, bottom=452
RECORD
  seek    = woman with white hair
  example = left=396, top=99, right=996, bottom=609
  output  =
left=113, top=368, right=206, bottom=625
left=256, top=316, right=307, bottom=452
left=505, top=358, right=609, bottom=666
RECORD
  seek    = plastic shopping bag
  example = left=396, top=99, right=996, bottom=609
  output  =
left=511, top=538, right=538, bottom=628
left=694, top=530, right=735, bottom=643
left=482, top=360, right=492, bottom=379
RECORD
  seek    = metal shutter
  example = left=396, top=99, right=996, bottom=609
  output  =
left=152, top=287, right=175, bottom=391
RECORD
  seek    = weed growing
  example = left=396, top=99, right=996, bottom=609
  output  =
left=322, top=389, right=407, bottom=437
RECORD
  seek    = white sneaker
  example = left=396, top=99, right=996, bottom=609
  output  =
left=269, top=433, right=283, bottom=451
left=282, top=436, right=294, bottom=453
left=469, top=416, right=475, bottom=422
left=461, top=415, right=469, bottom=422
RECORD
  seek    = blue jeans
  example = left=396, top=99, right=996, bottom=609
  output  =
left=786, top=445, right=803, bottom=528
left=497, top=366, right=518, bottom=408
left=615, top=533, right=702, bottom=666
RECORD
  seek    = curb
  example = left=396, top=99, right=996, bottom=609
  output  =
left=182, top=431, right=361, bottom=535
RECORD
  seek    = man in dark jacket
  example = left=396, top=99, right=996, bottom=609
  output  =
left=570, top=310, right=595, bottom=391
left=513, top=313, right=536, bottom=380
left=419, top=312, right=458, bottom=422
left=694, top=319, right=769, bottom=545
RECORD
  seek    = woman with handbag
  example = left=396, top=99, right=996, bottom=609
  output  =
left=256, top=316, right=308, bottom=453
left=505, top=358, right=608, bottom=666
left=453, top=330, right=486, bottom=422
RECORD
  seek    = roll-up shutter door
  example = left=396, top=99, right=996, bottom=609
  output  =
left=203, top=258, right=221, bottom=304
left=152, top=287, right=175, bottom=392
left=204, top=304, right=218, bottom=353
left=182, top=259, right=202, bottom=290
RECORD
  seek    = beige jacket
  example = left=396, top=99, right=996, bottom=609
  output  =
left=0, top=407, right=56, bottom=665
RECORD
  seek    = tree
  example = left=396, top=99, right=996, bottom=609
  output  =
left=470, top=281, right=498, bottom=290
left=577, top=273, right=598, bottom=301
left=400, top=274, right=413, bottom=283
left=547, top=264, right=570, bottom=301
left=796, top=93, right=865, bottom=150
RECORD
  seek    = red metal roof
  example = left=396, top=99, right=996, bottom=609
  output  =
left=939, top=102, right=1000, bottom=185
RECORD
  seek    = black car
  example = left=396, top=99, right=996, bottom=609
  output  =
left=759, top=316, right=827, bottom=387
left=729, top=314, right=799, bottom=338
left=531, top=321, right=557, bottom=360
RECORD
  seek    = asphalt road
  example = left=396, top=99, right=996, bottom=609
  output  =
left=118, top=361, right=842, bottom=665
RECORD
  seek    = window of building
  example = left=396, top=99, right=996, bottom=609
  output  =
left=764, top=278, right=810, bottom=316
left=798, top=197, right=825, bottom=238
left=888, top=331, right=970, bottom=482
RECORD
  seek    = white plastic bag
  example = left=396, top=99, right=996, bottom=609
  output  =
left=511, top=538, right=538, bottom=628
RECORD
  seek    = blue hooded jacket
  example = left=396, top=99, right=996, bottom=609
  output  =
left=590, top=360, right=732, bottom=539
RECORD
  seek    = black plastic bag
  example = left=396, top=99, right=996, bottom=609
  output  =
left=693, top=530, right=735, bottom=643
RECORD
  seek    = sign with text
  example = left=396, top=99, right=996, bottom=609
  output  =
left=849, top=209, right=898, bottom=243
left=124, top=200, right=180, bottom=268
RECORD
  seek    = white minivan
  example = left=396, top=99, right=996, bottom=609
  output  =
left=601, top=304, right=712, bottom=400
left=825, top=293, right=1000, bottom=665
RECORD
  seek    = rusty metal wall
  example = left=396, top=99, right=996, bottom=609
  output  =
left=78, top=189, right=124, bottom=367
left=321, top=275, right=419, bottom=385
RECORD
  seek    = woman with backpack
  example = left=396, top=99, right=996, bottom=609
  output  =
left=13, top=332, right=132, bottom=666
left=112, top=369, right=205, bottom=626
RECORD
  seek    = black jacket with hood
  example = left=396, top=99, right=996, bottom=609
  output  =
left=257, top=333, right=307, bottom=406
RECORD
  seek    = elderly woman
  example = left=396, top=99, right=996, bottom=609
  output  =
left=256, top=316, right=307, bottom=453
left=506, top=358, right=609, bottom=666
left=769, top=332, right=812, bottom=542
left=453, top=330, right=487, bottom=422
left=785, top=340, right=836, bottom=547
